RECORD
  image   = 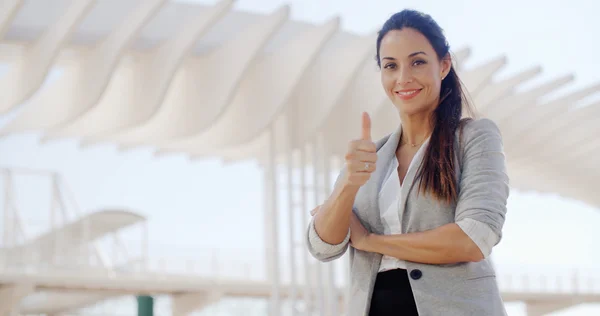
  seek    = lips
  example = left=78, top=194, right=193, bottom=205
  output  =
left=394, top=89, right=422, bottom=101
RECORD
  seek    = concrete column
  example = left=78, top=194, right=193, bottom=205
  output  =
left=0, top=283, right=35, bottom=316
left=171, top=292, right=222, bottom=316
left=526, top=301, right=577, bottom=316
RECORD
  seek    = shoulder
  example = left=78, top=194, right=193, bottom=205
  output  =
left=462, top=117, right=502, bottom=137
left=460, top=117, right=503, bottom=145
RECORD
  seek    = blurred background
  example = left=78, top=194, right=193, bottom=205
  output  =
left=0, top=0, right=599, bottom=315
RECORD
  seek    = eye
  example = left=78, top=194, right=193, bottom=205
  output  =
left=383, top=62, right=397, bottom=69
left=413, top=59, right=427, bottom=66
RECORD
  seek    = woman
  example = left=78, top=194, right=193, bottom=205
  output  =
left=307, top=9, right=509, bottom=316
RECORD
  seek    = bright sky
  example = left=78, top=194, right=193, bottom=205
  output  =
left=1, top=0, right=599, bottom=315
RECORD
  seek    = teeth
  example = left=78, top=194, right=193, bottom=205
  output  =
left=398, top=90, right=418, bottom=96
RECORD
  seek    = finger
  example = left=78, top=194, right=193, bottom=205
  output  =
left=345, top=151, right=377, bottom=165
left=361, top=112, right=372, bottom=141
left=348, top=161, right=376, bottom=173
left=310, top=205, right=321, bottom=216
left=348, top=140, right=377, bottom=153
left=355, top=152, right=378, bottom=163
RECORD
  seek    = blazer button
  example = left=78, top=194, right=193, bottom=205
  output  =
left=410, top=269, right=422, bottom=280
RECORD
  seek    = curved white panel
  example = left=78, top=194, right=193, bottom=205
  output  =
left=209, top=40, right=466, bottom=163
left=460, top=56, right=506, bottom=96
left=0, top=1, right=598, bottom=211
left=505, top=85, right=600, bottom=161
left=324, top=57, right=389, bottom=156
left=111, top=5, right=290, bottom=150
left=0, top=0, right=95, bottom=116
left=45, top=0, right=233, bottom=146
left=1, top=0, right=167, bottom=135
left=513, top=102, right=600, bottom=167
left=528, top=82, right=600, bottom=126
left=199, top=32, right=375, bottom=162
left=159, top=17, right=340, bottom=155
left=508, top=162, right=600, bottom=206
left=504, top=82, right=600, bottom=149
left=286, top=33, right=375, bottom=150
left=0, top=0, right=23, bottom=39
left=206, top=115, right=288, bottom=163
left=559, top=138, right=600, bottom=167
left=488, top=75, right=574, bottom=125
left=553, top=121, right=600, bottom=154
left=452, top=47, right=471, bottom=72
left=475, top=66, right=541, bottom=111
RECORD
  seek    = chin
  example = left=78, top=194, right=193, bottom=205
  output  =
left=393, top=97, right=438, bottom=118
left=394, top=102, right=427, bottom=116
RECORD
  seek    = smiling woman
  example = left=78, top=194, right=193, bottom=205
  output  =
left=307, top=9, right=509, bottom=316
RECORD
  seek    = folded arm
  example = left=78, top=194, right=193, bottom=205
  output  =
left=359, top=220, right=494, bottom=264
left=307, top=213, right=351, bottom=262
left=306, top=170, right=359, bottom=262
left=354, top=119, right=509, bottom=264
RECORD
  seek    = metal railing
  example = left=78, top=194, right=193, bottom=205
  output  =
left=4, top=242, right=598, bottom=296
left=0, top=167, right=144, bottom=273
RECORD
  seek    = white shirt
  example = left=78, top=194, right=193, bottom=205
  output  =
left=377, top=140, right=500, bottom=272
left=377, top=141, right=426, bottom=272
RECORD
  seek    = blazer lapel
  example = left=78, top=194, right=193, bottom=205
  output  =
left=360, top=125, right=402, bottom=235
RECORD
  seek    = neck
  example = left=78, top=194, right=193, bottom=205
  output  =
left=398, top=111, right=434, bottom=146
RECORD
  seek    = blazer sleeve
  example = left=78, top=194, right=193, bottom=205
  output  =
left=306, top=169, right=351, bottom=262
left=454, top=118, right=510, bottom=253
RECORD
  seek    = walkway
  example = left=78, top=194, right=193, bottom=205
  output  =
left=0, top=264, right=599, bottom=316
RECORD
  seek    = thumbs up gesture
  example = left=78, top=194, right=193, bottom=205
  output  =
left=343, top=112, right=378, bottom=187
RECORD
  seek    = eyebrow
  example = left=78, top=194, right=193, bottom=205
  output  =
left=409, top=51, right=427, bottom=57
left=381, top=51, right=427, bottom=60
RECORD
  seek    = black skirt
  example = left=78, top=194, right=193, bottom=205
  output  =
left=368, top=269, right=419, bottom=316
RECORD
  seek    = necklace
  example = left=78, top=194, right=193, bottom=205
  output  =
left=400, top=135, right=429, bottom=148
left=399, top=130, right=430, bottom=148
left=401, top=141, right=421, bottom=147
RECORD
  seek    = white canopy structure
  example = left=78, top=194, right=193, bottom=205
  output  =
left=1, top=0, right=598, bottom=206
left=1, top=1, right=599, bottom=315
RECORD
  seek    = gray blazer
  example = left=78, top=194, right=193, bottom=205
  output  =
left=307, top=118, right=509, bottom=316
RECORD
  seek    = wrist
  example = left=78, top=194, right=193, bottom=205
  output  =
left=340, top=178, right=361, bottom=195
left=364, top=233, right=378, bottom=252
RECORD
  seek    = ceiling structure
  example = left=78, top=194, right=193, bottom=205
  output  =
left=1, top=0, right=599, bottom=207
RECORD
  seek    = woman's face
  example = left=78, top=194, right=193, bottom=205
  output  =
left=379, top=28, right=451, bottom=116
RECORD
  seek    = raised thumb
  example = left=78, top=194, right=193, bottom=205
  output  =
left=361, top=112, right=372, bottom=141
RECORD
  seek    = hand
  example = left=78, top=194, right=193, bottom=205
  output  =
left=343, top=112, right=377, bottom=187
left=349, top=212, right=371, bottom=251
left=310, top=205, right=321, bottom=216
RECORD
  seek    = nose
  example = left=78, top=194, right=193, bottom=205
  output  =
left=396, top=65, right=413, bottom=85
